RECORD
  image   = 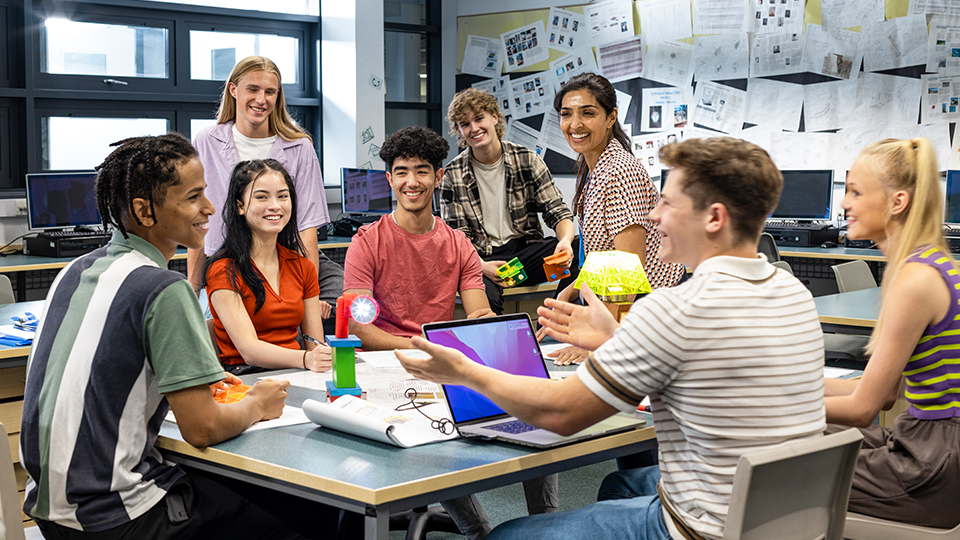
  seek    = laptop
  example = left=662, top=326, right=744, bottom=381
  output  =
left=422, top=314, right=646, bottom=449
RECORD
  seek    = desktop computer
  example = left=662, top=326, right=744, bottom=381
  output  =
left=24, top=235, right=108, bottom=257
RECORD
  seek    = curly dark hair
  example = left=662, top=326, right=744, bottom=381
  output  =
left=202, top=159, right=304, bottom=313
left=378, top=126, right=450, bottom=172
left=94, top=133, right=197, bottom=238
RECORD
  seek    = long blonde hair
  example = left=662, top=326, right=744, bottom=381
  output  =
left=216, top=56, right=311, bottom=143
left=860, top=137, right=951, bottom=353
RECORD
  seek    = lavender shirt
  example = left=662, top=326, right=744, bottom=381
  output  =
left=193, top=121, right=330, bottom=255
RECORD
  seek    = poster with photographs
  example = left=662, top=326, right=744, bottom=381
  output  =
left=801, top=24, right=863, bottom=81
left=631, top=129, right=684, bottom=179
left=749, top=0, right=805, bottom=34
left=472, top=76, right=514, bottom=118
left=501, top=21, right=549, bottom=73
left=550, top=50, right=600, bottom=91
left=641, top=87, right=689, bottom=132
left=462, top=35, right=504, bottom=78
left=750, top=31, right=805, bottom=77
left=510, top=72, right=556, bottom=120
left=547, top=7, right=589, bottom=53
left=921, top=73, right=960, bottom=124
left=585, top=0, right=635, bottom=47
left=926, top=16, right=960, bottom=72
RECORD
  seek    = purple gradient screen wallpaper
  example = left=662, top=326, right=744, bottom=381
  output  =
left=426, top=319, right=547, bottom=423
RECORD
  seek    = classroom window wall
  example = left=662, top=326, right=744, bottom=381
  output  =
left=0, top=0, right=321, bottom=196
left=383, top=0, right=440, bottom=135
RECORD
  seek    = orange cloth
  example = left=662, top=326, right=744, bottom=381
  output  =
left=206, top=245, right=319, bottom=365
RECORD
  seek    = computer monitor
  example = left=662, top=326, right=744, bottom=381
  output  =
left=945, top=170, right=960, bottom=224
left=771, top=170, right=834, bottom=221
left=341, top=168, right=392, bottom=214
left=25, top=171, right=101, bottom=231
left=659, top=168, right=670, bottom=192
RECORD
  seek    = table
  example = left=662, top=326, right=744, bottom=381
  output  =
left=779, top=246, right=884, bottom=262
left=0, top=300, right=44, bottom=369
left=156, top=381, right=657, bottom=540
left=813, top=288, right=880, bottom=336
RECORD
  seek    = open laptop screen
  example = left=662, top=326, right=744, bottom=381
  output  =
left=423, top=315, right=549, bottom=424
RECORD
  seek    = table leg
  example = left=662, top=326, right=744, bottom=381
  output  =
left=364, top=506, right=390, bottom=540
left=14, top=271, right=25, bottom=302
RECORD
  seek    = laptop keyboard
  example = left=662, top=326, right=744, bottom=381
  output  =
left=485, top=419, right=538, bottom=434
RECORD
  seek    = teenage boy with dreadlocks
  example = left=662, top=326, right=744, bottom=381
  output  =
left=19, top=134, right=351, bottom=540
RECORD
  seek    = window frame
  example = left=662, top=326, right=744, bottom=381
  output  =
left=383, top=0, right=441, bottom=134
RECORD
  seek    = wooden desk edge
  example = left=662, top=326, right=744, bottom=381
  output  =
left=157, top=424, right=655, bottom=506
left=818, top=315, right=876, bottom=328
left=779, top=250, right=885, bottom=262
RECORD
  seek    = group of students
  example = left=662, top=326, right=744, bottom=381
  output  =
left=13, top=52, right=960, bottom=540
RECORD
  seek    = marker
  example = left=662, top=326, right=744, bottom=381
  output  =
left=302, top=334, right=323, bottom=347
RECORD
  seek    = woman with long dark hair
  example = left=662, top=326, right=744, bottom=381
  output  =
left=203, top=159, right=331, bottom=375
left=548, top=73, right=684, bottom=364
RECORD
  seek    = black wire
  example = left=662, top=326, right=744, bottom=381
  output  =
left=395, top=387, right=455, bottom=435
left=0, top=232, right=37, bottom=256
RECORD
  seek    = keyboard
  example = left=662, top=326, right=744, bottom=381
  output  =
left=944, top=225, right=960, bottom=236
left=764, top=221, right=830, bottom=231
left=37, top=230, right=108, bottom=239
left=485, top=419, right=539, bottom=434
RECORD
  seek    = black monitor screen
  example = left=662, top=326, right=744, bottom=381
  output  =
left=771, top=170, right=833, bottom=220
left=26, top=172, right=101, bottom=230
left=341, top=168, right=392, bottom=214
left=945, top=170, right=960, bottom=224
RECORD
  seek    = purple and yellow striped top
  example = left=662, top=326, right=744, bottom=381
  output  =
left=904, top=247, right=960, bottom=420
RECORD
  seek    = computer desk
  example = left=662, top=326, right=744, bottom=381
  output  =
left=813, top=288, right=879, bottom=336
left=779, top=246, right=884, bottom=262
left=156, top=376, right=658, bottom=540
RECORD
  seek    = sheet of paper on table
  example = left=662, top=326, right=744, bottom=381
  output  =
left=165, top=405, right=310, bottom=433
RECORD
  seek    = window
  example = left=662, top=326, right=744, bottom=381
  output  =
left=0, top=0, right=321, bottom=195
left=383, top=0, right=440, bottom=135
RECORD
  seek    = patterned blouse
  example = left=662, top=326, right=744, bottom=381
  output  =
left=578, top=138, right=685, bottom=289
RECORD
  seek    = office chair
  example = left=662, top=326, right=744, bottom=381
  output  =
left=0, top=275, right=15, bottom=304
left=844, top=512, right=960, bottom=539
left=1, top=422, right=43, bottom=540
left=757, top=233, right=780, bottom=263
left=830, top=260, right=878, bottom=293
left=721, top=428, right=863, bottom=540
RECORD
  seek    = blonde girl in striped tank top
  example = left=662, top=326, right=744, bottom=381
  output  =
left=825, top=137, right=960, bottom=529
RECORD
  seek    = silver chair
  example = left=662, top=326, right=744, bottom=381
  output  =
left=757, top=232, right=780, bottom=263
left=0, top=275, right=15, bottom=304
left=844, top=512, right=960, bottom=539
left=830, top=260, right=878, bottom=293
left=722, top=428, right=863, bottom=540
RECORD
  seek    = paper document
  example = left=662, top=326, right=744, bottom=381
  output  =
left=616, top=89, right=633, bottom=128
left=537, top=109, right=578, bottom=160
left=838, top=121, right=950, bottom=171
left=638, top=0, right=692, bottom=44
left=694, top=33, right=749, bottom=82
left=501, top=21, right=549, bottom=72
left=303, top=396, right=458, bottom=448
left=801, top=24, right=863, bottom=81
left=585, top=0, right=635, bottom=47
left=691, top=81, right=746, bottom=134
left=911, top=0, right=960, bottom=18
left=750, top=32, right=805, bottom=78
left=462, top=35, right=503, bottom=78
left=510, top=72, right=556, bottom=120
left=927, top=16, right=960, bottom=72
left=641, top=87, right=689, bottom=132
left=862, top=15, right=928, bottom=72
left=821, top=0, right=883, bottom=32
left=768, top=131, right=844, bottom=170
left=165, top=405, right=310, bottom=433
left=853, top=72, right=921, bottom=128
left=547, top=7, right=589, bottom=52
left=472, top=77, right=513, bottom=118
left=598, top=35, right=645, bottom=83
left=504, top=119, right=543, bottom=153
left=632, top=129, right=683, bottom=175
left=824, top=367, right=856, bottom=379
left=749, top=0, right=804, bottom=34
left=550, top=50, right=600, bottom=91
left=921, top=73, right=960, bottom=124
left=692, top=0, right=746, bottom=35
left=802, top=78, right=858, bottom=132
left=642, top=40, right=694, bottom=88
left=744, top=78, right=803, bottom=132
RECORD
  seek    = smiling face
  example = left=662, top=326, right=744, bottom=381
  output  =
left=559, top=89, right=617, bottom=165
left=649, top=167, right=707, bottom=268
left=145, top=157, right=215, bottom=259
left=456, top=109, right=501, bottom=157
left=228, top=70, right=279, bottom=137
left=387, top=156, right=441, bottom=217
left=842, top=157, right=890, bottom=244
left=237, top=170, right=292, bottom=240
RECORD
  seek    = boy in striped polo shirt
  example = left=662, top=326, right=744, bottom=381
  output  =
left=19, top=134, right=332, bottom=539
left=398, top=137, right=827, bottom=540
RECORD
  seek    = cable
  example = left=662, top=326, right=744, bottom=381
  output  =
left=0, top=232, right=37, bottom=256
left=395, top=387, right=455, bottom=435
